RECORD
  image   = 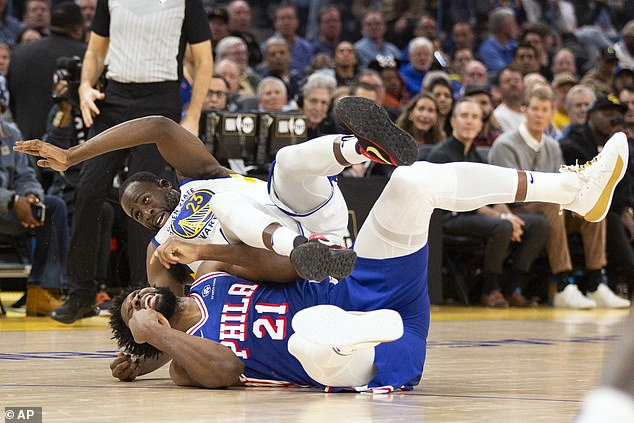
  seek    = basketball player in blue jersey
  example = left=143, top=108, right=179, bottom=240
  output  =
left=104, top=103, right=629, bottom=391
left=14, top=98, right=418, bottom=294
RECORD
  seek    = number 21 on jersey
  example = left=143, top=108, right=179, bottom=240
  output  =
left=253, top=303, right=288, bottom=340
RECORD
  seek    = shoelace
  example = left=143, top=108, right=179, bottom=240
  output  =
left=558, top=157, right=606, bottom=215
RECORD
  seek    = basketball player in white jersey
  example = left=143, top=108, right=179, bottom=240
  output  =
left=14, top=97, right=418, bottom=292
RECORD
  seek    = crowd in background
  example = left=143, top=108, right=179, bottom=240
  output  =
left=0, top=0, right=633, bottom=317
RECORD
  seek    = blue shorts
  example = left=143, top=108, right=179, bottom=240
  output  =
left=327, top=246, right=430, bottom=391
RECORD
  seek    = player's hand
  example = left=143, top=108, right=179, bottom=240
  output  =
left=180, top=114, right=199, bottom=135
left=110, top=352, right=141, bottom=382
left=79, top=82, right=105, bottom=128
left=14, top=140, right=72, bottom=171
left=151, top=238, right=201, bottom=268
left=13, top=194, right=42, bottom=228
left=129, top=308, right=171, bottom=344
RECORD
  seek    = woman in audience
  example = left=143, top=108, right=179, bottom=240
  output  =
left=15, top=27, right=42, bottom=45
left=428, top=77, right=454, bottom=137
left=396, top=92, right=444, bottom=146
left=368, top=56, right=408, bottom=108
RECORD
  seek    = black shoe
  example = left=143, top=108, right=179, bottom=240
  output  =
left=290, top=235, right=357, bottom=281
left=11, top=292, right=26, bottom=308
left=50, top=295, right=98, bottom=324
left=335, top=96, right=418, bottom=166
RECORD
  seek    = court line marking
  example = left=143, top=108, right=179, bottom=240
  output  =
left=0, top=383, right=583, bottom=404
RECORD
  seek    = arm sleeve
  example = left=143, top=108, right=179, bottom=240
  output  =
left=184, top=0, right=211, bottom=44
left=91, top=0, right=110, bottom=37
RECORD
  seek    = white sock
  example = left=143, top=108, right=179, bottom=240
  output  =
left=338, top=135, right=366, bottom=165
left=271, top=226, right=302, bottom=256
left=524, top=170, right=579, bottom=205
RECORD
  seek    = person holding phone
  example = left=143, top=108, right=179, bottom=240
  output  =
left=0, top=116, right=69, bottom=316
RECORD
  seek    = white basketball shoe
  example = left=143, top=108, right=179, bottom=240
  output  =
left=291, top=305, right=404, bottom=353
left=560, top=132, right=629, bottom=222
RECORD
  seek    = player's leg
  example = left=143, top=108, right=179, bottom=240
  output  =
left=271, top=134, right=362, bottom=215
left=355, top=133, right=628, bottom=259
left=288, top=304, right=405, bottom=388
left=209, top=191, right=356, bottom=280
left=271, top=98, right=418, bottom=235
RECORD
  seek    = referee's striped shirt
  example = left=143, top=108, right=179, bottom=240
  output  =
left=92, top=0, right=210, bottom=83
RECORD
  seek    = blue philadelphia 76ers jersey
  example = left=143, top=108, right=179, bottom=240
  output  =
left=186, top=271, right=323, bottom=387
left=185, top=246, right=431, bottom=393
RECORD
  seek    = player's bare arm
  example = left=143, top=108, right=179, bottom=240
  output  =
left=146, top=243, right=191, bottom=296
left=110, top=351, right=171, bottom=382
left=129, top=309, right=244, bottom=388
left=14, top=116, right=232, bottom=180
left=152, top=238, right=300, bottom=283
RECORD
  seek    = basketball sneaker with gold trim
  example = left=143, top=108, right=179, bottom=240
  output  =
left=335, top=96, right=418, bottom=166
left=560, top=132, right=629, bottom=222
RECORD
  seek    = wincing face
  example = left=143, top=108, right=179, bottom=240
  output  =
left=121, top=180, right=180, bottom=232
left=120, top=287, right=178, bottom=327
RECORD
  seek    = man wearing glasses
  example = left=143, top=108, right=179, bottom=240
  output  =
left=202, top=74, right=231, bottom=113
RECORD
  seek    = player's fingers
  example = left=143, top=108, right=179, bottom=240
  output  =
left=156, top=252, right=171, bottom=269
left=156, top=313, right=171, bottom=328
left=167, top=249, right=180, bottom=263
left=36, top=159, right=52, bottom=168
left=110, top=356, right=129, bottom=370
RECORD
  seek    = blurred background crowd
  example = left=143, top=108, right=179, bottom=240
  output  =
left=0, top=0, right=633, bottom=320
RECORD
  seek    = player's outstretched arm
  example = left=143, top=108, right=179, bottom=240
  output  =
left=14, top=116, right=230, bottom=179
left=151, top=237, right=300, bottom=283
left=129, top=309, right=244, bottom=388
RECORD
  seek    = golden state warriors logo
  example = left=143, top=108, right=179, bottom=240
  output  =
left=171, top=190, right=215, bottom=239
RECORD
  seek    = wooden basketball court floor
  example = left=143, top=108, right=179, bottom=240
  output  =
left=0, top=291, right=629, bottom=423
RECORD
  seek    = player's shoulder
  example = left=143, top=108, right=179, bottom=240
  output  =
left=190, top=271, right=236, bottom=289
left=180, top=174, right=265, bottom=190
